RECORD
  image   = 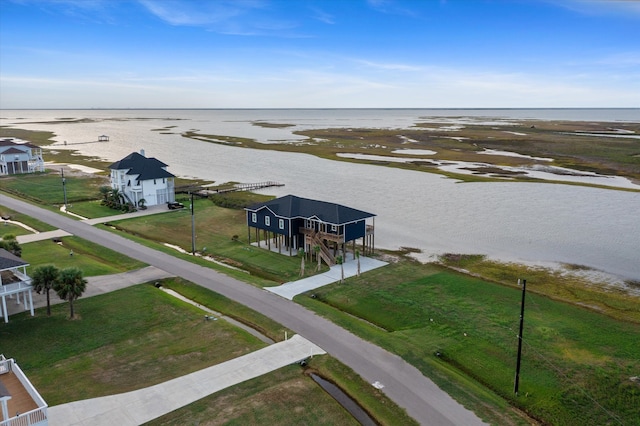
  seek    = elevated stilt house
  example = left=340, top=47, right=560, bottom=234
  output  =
left=245, top=195, right=375, bottom=266
left=109, top=150, right=176, bottom=208
left=0, top=249, right=34, bottom=324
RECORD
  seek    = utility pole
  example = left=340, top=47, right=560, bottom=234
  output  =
left=514, top=278, right=527, bottom=395
left=190, top=192, right=196, bottom=255
left=61, top=168, right=68, bottom=208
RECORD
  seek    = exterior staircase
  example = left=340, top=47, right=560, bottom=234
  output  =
left=307, top=231, right=335, bottom=266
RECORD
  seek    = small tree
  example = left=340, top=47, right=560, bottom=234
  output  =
left=0, top=234, right=21, bottom=257
left=314, top=245, right=321, bottom=271
left=138, top=198, right=147, bottom=210
left=54, top=267, right=87, bottom=319
left=298, top=249, right=305, bottom=277
left=32, top=265, right=60, bottom=316
left=336, top=254, right=344, bottom=284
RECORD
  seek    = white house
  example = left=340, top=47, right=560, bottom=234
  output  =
left=108, top=150, right=176, bottom=207
left=0, top=138, right=45, bottom=176
left=0, top=249, right=35, bottom=324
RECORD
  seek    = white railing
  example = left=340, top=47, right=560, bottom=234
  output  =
left=9, top=360, right=47, bottom=408
left=0, top=280, right=32, bottom=296
left=0, top=407, right=48, bottom=426
left=0, top=357, right=10, bottom=374
left=0, top=358, right=48, bottom=425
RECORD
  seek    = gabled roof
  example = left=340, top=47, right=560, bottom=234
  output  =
left=0, top=147, right=26, bottom=155
left=246, top=195, right=375, bottom=225
left=0, top=248, right=29, bottom=271
left=0, top=139, right=38, bottom=149
left=109, top=151, right=175, bottom=180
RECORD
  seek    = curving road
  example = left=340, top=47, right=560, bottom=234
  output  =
left=1, top=195, right=485, bottom=425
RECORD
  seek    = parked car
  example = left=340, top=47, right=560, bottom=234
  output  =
left=167, top=202, right=184, bottom=210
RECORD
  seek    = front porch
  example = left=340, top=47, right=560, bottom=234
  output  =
left=0, top=250, right=35, bottom=323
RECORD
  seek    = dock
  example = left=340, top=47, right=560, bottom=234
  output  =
left=185, top=181, right=284, bottom=196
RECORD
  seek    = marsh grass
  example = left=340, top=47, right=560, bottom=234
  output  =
left=439, top=255, right=640, bottom=323
left=183, top=119, right=640, bottom=188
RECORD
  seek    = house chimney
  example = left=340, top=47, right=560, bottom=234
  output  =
left=140, top=149, right=145, bottom=157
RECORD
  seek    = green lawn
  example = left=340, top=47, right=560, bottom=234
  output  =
left=1, top=284, right=268, bottom=406
left=0, top=204, right=58, bottom=232
left=65, top=199, right=125, bottom=219
left=108, top=197, right=328, bottom=285
left=297, top=262, right=640, bottom=426
left=0, top=172, right=107, bottom=205
left=22, top=235, right=147, bottom=276
left=2, top=280, right=415, bottom=426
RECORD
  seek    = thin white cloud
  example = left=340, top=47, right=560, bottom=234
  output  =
left=356, top=59, right=423, bottom=72
left=366, top=0, right=419, bottom=17
left=137, top=0, right=314, bottom=38
left=545, top=0, right=640, bottom=17
left=309, top=6, right=335, bottom=25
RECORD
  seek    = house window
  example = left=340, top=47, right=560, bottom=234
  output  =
left=279, top=219, right=284, bottom=229
left=252, top=213, right=257, bottom=223
left=154, top=179, right=156, bottom=184
left=265, top=216, right=271, bottom=226
left=163, top=178, right=165, bottom=183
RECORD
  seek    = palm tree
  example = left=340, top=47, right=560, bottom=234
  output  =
left=298, top=249, right=305, bottom=277
left=31, top=265, right=60, bottom=316
left=99, top=185, right=111, bottom=203
left=54, top=267, right=87, bottom=319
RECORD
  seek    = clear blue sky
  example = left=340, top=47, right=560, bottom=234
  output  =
left=1, top=0, right=638, bottom=108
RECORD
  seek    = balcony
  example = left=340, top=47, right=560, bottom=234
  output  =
left=0, top=356, right=48, bottom=426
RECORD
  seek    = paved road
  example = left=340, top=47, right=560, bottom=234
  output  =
left=1, top=195, right=485, bottom=426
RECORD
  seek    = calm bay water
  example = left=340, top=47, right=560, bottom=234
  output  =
left=2, top=109, right=639, bottom=280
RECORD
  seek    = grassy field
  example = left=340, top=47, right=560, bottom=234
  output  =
left=107, top=197, right=328, bottom=284
left=2, top=280, right=415, bottom=425
left=0, top=171, right=107, bottom=205
left=296, top=260, right=640, bottom=426
left=21, top=235, right=147, bottom=276
left=0, top=205, right=58, bottom=232
left=1, top=284, right=268, bottom=406
left=160, top=277, right=288, bottom=343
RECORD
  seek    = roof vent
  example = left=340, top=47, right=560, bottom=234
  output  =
left=140, top=149, right=145, bottom=157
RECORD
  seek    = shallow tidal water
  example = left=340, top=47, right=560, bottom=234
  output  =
left=2, top=109, right=639, bottom=280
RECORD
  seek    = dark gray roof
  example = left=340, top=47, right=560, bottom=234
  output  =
left=246, top=195, right=375, bottom=225
left=109, top=152, right=175, bottom=180
left=0, top=248, right=29, bottom=271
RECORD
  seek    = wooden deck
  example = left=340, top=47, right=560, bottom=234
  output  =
left=0, top=372, right=38, bottom=419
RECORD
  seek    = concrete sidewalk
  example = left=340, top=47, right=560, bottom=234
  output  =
left=266, top=256, right=387, bottom=300
left=47, top=334, right=326, bottom=426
